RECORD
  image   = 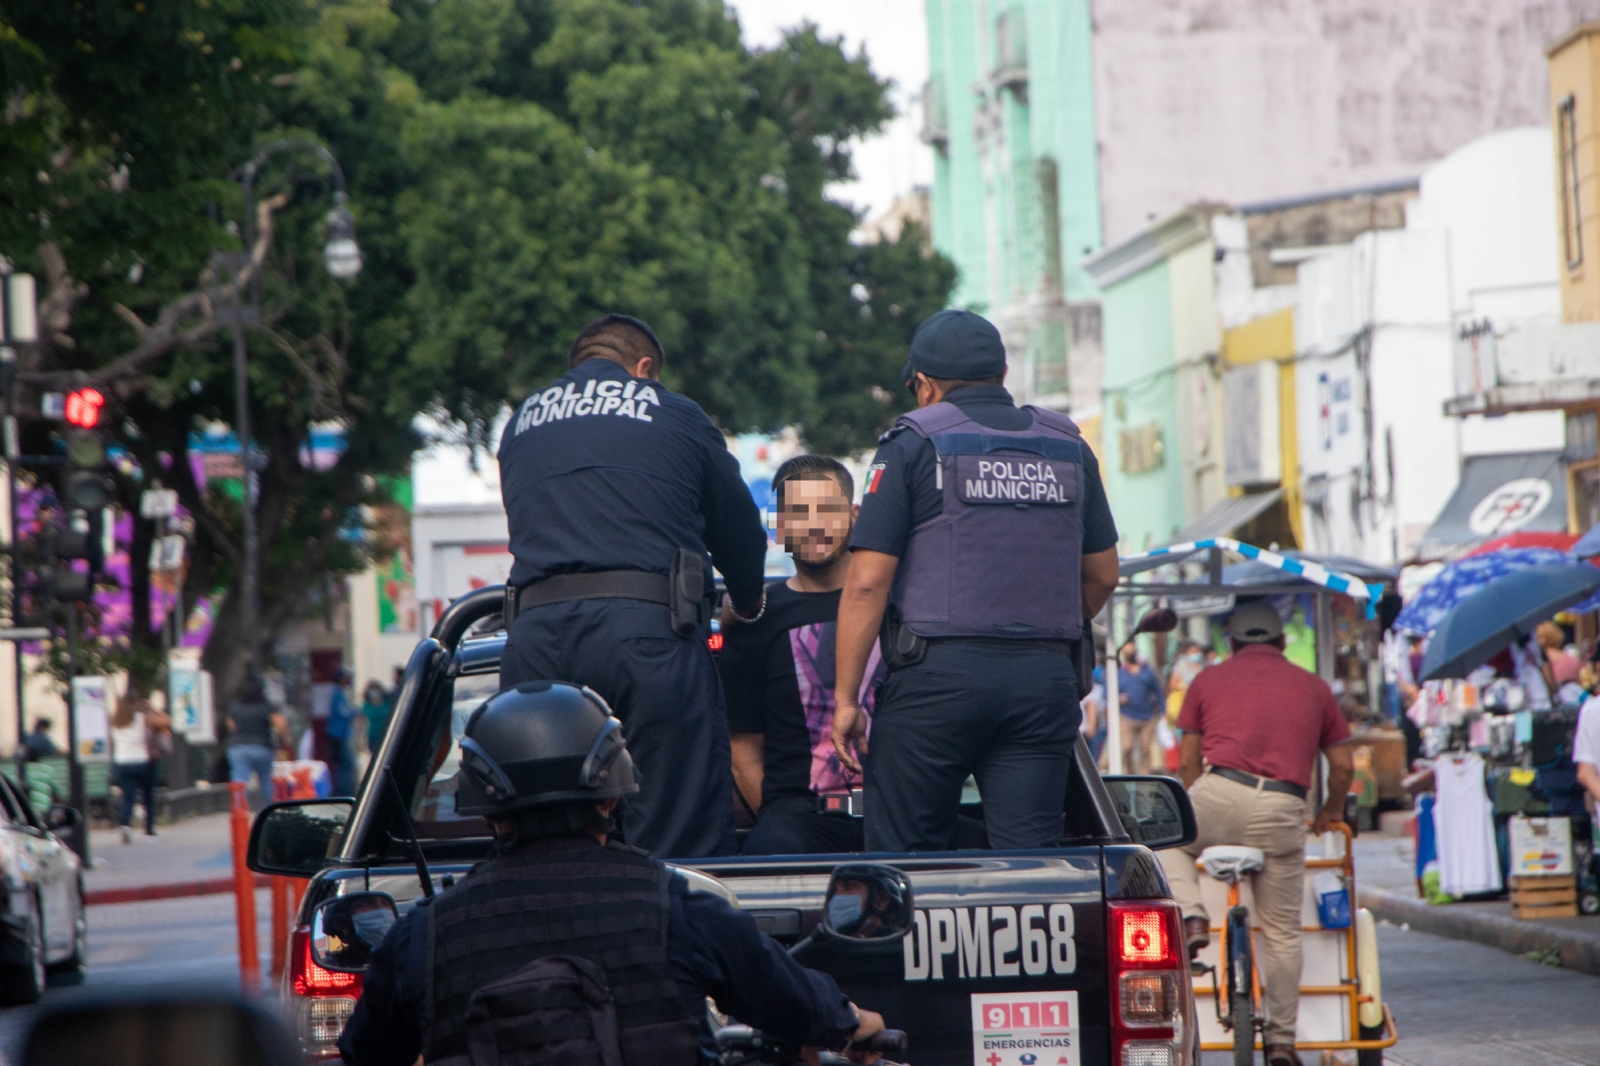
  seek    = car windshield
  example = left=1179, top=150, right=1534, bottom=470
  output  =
left=411, top=670, right=501, bottom=837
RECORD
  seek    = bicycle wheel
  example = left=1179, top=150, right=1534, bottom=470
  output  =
left=1226, top=906, right=1256, bottom=1066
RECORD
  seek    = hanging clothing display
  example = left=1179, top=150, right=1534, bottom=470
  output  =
left=1433, top=752, right=1503, bottom=896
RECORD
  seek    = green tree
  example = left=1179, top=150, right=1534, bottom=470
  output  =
left=1, top=0, right=955, bottom=711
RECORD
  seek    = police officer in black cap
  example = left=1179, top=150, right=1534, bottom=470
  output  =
left=339, top=681, right=885, bottom=1066
left=496, top=314, right=768, bottom=858
left=830, top=310, right=1122, bottom=852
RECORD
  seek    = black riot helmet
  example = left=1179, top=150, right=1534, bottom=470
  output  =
left=456, top=681, right=640, bottom=817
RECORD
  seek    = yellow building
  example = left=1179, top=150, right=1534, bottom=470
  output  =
left=1219, top=307, right=1302, bottom=548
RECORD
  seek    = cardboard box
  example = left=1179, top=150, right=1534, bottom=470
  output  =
left=1508, top=816, right=1574, bottom=877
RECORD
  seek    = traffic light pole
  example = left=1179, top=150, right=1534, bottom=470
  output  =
left=64, top=600, right=87, bottom=862
left=2, top=347, right=22, bottom=754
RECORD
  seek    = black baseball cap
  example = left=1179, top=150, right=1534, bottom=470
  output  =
left=901, top=310, right=1007, bottom=384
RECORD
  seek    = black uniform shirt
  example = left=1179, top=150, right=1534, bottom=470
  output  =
left=338, top=867, right=859, bottom=1066
left=496, top=358, right=768, bottom=609
left=850, top=386, right=1118, bottom=558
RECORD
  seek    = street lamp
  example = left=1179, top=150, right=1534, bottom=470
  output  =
left=231, top=140, right=361, bottom=676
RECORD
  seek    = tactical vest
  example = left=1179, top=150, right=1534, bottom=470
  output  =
left=890, top=402, right=1087, bottom=642
left=423, top=839, right=700, bottom=1066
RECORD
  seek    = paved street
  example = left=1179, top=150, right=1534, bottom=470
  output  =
left=1199, top=921, right=1600, bottom=1066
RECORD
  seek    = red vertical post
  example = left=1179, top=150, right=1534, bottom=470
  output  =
left=229, top=781, right=260, bottom=996
left=270, top=875, right=289, bottom=980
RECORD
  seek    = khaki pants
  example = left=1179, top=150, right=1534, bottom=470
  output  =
left=1158, top=773, right=1307, bottom=1046
left=1121, top=715, right=1160, bottom=774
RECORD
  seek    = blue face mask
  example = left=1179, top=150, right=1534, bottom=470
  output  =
left=827, top=894, right=864, bottom=932
left=352, top=908, right=396, bottom=948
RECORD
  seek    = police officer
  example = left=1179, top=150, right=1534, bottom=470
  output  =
left=339, top=682, right=886, bottom=1066
left=830, top=310, right=1121, bottom=852
left=497, top=314, right=768, bottom=858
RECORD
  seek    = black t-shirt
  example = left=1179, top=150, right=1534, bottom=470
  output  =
left=718, top=582, right=882, bottom=806
left=850, top=385, right=1119, bottom=557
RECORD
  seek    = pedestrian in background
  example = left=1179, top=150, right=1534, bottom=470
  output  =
left=1539, top=621, right=1580, bottom=687
left=362, top=680, right=393, bottom=755
left=22, top=718, right=57, bottom=760
left=21, top=744, right=58, bottom=817
left=325, top=667, right=359, bottom=796
left=1117, top=642, right=1163, bottom=773
left=110, top=690, right=171, bottom=844
left=227, top=676, right=286, bottom=809
left=1082, top=657, right=1107, bottom=768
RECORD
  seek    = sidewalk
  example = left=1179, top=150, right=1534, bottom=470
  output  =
left=83, top=811, right=239, bottom=893
left=1353, top=828, right=1600, bottom=976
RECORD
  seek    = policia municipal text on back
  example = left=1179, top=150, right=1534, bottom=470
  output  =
left=495, top=315, right=768, bottom=858
left=831, top=310, right=1121, bottom=853
left=338, top=682, right=886, bottom=1066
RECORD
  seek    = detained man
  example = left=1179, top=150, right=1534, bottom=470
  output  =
left=718, top=456, right=883, bottom=855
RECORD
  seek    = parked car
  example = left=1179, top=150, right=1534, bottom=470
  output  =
left=0, top=773, right=87, bottom=1002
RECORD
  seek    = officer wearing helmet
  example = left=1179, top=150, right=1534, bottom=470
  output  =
left=830, top=310, right=1122, bottom=852
left=339, top=681, right=885, bottom=1066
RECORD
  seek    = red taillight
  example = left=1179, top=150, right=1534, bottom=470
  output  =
left=1114, top=907, right=1178, bottom=968
left=286, top=926, right=363, bottom=1060
left=707, top=632, right=724, bottom=652
left=1107, top=900, right=1191, bottom=1066
left=288, top=927, right=362, bottom=996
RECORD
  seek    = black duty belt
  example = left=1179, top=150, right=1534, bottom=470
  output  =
left=512, top=571, right=672, bottom=613
left=815, top=789, right=865, bottom=817
left=929, top=636, right=1077, bottom=653
left=1208, top=766, right=1308, bottom=800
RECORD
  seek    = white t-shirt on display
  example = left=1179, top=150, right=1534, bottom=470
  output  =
left=1576, top=695, right=1600, bottom=768
left=1433, top=751, right=1503, bottom=896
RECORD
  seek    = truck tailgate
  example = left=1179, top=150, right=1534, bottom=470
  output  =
left=691, top=850, right=1110, bottom=1066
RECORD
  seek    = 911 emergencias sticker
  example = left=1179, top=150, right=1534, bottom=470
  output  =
left=970, top=992, right=1079, bottom=1066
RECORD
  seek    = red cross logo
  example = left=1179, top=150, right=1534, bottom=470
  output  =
left=987, top=1055, right=1003, bottom=1066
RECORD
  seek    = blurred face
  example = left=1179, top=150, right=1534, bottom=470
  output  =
left=777, top=476, right=853, bottom=566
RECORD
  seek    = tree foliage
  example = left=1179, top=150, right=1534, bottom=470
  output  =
left=0, top=0, right=954, bottom=703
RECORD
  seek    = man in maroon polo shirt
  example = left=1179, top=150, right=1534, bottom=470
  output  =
left=1158, top=602, right=1353, bottom=1066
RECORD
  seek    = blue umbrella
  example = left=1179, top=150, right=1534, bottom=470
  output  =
left=1576, top=523, right=1600, bottom=560
left=1419, top=564, right=1600, bottom=681
left=1393, top=547, right=1580, bottom=634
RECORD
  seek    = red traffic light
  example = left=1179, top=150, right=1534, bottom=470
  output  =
left=65, top=388, right=104, bottom=428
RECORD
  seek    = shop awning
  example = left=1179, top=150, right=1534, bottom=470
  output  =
left=1173, top=488, right=1284, bottom=544
left=1416, top=451, right=1568, bottom=560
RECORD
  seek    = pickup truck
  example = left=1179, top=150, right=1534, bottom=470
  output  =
left=247, top=586, right=1202, bottom=1066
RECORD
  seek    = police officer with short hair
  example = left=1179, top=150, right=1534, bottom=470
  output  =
left=339, top=682, right=884, bottom=1066
left=830, top=310, right=1121, bottom=852
left=496, top=315, right=768, bottom=858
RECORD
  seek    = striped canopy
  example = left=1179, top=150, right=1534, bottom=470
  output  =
left=1118, top=537, right=1377, bottom=617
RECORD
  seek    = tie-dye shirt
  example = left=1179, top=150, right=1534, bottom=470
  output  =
left=719, top=582, right=884, bottom=805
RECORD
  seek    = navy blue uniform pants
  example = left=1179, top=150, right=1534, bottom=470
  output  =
left=864, top=641, right=1080, bottom=852
left=501, top=598, right=737, bottom=858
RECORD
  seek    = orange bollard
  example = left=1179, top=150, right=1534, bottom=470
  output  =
left=270, top=875, right=289, bottom=980
left=229, top=781, right=260, bottom=996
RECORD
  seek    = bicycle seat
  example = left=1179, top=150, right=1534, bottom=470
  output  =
left=1199, top=845, right=1266, bottom=881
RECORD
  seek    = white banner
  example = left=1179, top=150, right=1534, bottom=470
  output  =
left=71, top=675, right=112, bottom=763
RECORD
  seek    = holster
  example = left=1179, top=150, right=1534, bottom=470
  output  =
left=880, top=604, right=928, bottom=671
left=668, top=548, right=707, bottom=638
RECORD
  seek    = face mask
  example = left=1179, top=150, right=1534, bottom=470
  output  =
left=352, top=908, right=396, bottom=948
left=827, top=894, right=864, bottom=931
left=1187, top=652, right=1203, bottom=663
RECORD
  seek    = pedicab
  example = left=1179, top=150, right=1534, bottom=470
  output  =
left=1106, top=538, right=1401, bottom=1064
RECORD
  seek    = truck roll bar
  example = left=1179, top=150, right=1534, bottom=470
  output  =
left=430, top=584, right=507, bottom=652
